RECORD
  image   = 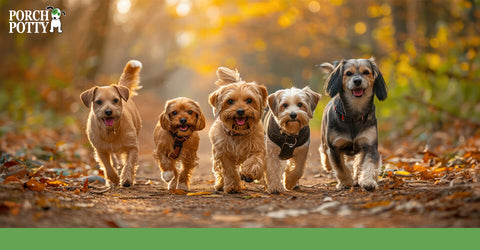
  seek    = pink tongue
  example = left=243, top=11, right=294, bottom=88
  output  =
left=353, top=89, right=364, bottom=97
left=105, top=118, right=114, bottom=126
left=236, top=118, right=246, bottom=126
left=180, top=125, right=188, bottom=131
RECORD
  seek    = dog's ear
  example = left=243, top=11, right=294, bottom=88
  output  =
left=80, top=87, right=98, bottom=108
left=256, top=84, right=268, bottom=109
left=267, top=90, right=282, bottom=116
left=369, top=58, right=388, bottom=101
left=113, top=85, right=130, bottom=102
left=324, top=60, right=344, bottom=97
left=160, top=101, right=172, bottom=130
left=303, top=87, right=321, bottom=118
left=191, top=100, right=206, bottom=131
left=208, top=90, right=220, bottom=118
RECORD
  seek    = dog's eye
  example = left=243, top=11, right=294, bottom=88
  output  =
left=363, top=70, right=370, bottom=75
left=172, top=111, right=177, bottom=115
left=345, top=71, right=353, bottom=76
left=188, top=110, right=193, bottom=115
left=246, top=98, right=252, bottom=104
left=297, top=103, right=303, bottom=107
left=283, top=103, right=288, bottom=108
left=227, top=99, right=234, bottom=105
left=95, top=100, right=102, bottom=105
left=113, top=98, right=119, bottom=104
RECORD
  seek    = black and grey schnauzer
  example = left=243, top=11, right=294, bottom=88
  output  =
left=318, top=58, right=387, bottom=191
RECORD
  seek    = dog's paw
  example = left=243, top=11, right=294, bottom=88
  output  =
left=267, top=186, right=284, bottom=194
left=336, top=182, right=352, bottom=190
left=224, top=184, right=241, bottom=194
left=359, top=178, right=378, bottom=192
left=129, top=60, right=142, bottom=68
left=162, top=171, right=174, bottom=182
left=176, top=182, right=189, bottom=191
left=241, top=175, right=254, bottom=183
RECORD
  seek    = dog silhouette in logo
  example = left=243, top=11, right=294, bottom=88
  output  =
left=46, top=6, right=66, bottom=33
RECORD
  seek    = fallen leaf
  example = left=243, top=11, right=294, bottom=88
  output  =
left=24, top=179, right=46, bottom=192
left=162, top=209, right=170, bottom=214
left=3, top=176, right=22, bottom=184
left=81, top=179, right=89, bottom=192
left=202, top=212, right=211, bottom=216
left=361, top=200, right=391, bottom=209
left=446, top=191, right=472, bottom=200
left=46, top=179, right=67, bottom=187
left=170, top=189, right=187, bottom=195
left=394, top=171, right=414, bottom=177
left=187, top=191, right=213, bottom=196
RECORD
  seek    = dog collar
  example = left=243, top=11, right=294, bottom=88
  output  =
left=267, top=116, right=309, bottom=160
left=334, top=98, right=367, bottom=122
left=168, top=131, right=189, bottom=159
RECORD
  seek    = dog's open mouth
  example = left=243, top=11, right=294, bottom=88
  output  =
left=178, top=125, right=190, bottom=132
left=103, top=117, right=115, bottom=127
left=235, top=117, right=247, bottom=126
left=352, top=88, right=365, bottom=97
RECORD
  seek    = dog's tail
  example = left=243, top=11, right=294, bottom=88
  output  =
left=118, top=60, right=142, bottom=96
left=215, top=67, right=243, bottom=86
left=315, top=62, right=335, bottom=74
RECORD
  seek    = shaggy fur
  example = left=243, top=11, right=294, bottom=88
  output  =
left=153, top=97, right=206, bottom=191
left=80, top=60, right=142, bottom=187
left=264, top=87, right=321, bottom=194
left=318, top=58, right=387, bottom=191
left=208, top=67, right=268, bottom=193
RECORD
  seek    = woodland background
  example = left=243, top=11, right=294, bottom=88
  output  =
left=1, top=0, right=479, bottom=141
left=0, top=0, right=480, bottom=228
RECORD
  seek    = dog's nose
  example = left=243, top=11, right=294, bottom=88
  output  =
left=353, top=78, right=362, bottom=86
left=236, top=109, right=245, bottom=116
left=290, top=112, right=297, bottom=119
left=180, top=118, right=187, bottom=124
left=105, top=109, right=112, bottom=116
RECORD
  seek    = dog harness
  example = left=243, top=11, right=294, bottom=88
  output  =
left=168, top=131, right=189, bottom=159
left=267, top=116, right=310, bottom=160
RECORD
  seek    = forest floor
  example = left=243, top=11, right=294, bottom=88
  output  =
left=1, top=96, right=480, bottom=228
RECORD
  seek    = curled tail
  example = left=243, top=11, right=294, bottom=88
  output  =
left=215, top=67, right=243, bottom=86
left=118, top=60, right=142, bottom=96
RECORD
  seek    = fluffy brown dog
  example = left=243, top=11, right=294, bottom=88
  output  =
left=80, top=60, right=142, bottom=188
left=208, top=67, right=268, bottom=193
left=153, top=97, right=206, bottom=191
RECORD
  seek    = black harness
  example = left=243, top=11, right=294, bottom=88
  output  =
left=168, top=131, right=189, bottom=159
left=333, top=98, right=369, bottom=122
left=267, top=116, right=310, bottom=160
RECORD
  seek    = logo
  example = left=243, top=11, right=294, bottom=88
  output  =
left=9, top=6, right=66, bottom=34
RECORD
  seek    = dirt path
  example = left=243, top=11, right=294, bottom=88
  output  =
left=1, top=127, right=479, bottom=228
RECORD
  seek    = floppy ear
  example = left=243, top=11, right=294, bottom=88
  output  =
left=256, top=84, right=268, bottom=109
left=324, top=61, right=344, bottom=98
left=303, top=87, right=321, bottom=118
left=112, top=85, right=130, bottom=102
left=80, top=87, right=97, bottom=108
left=267, top=92, right=280, bottom=116
left=208, top=90, right=220, bottom=118
left=369, top=58, right=388, bottom=101
left=192, top=101, right=206, bottom=131
left=159, top=101, right=172, bottom=130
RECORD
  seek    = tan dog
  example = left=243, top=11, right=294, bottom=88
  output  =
left=153, top=97, right=206, bottom=191
left=208, top=67, right=268, bottom=193
left=264, top=87, right=321, bottom=194
left=80, top=60, right=142, bottom=188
